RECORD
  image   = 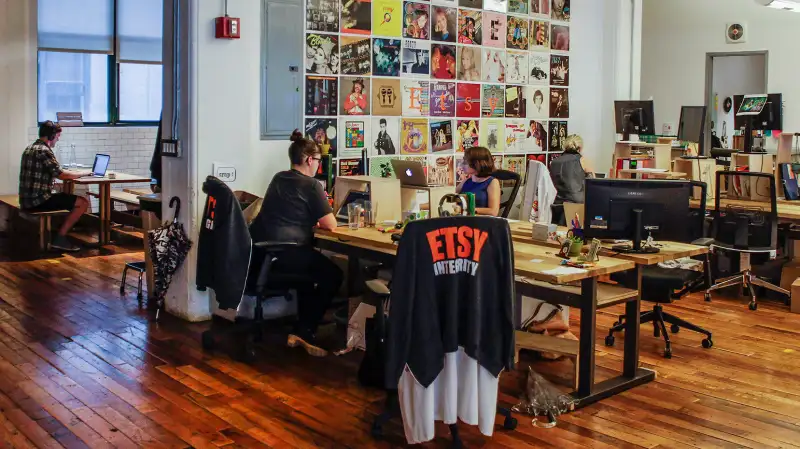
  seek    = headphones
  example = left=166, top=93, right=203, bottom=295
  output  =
left=40, top=121, right=60, bottom=141
left=438, top=193, right=468, bottom=217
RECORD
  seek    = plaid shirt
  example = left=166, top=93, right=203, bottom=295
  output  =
left=18, top=139, right=63, bottom=209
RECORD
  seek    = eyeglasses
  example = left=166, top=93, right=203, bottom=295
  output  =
left=310, top=156, right=322, bottom=162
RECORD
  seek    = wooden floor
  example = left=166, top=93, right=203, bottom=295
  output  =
left=2, top=242, right=800, bottom=448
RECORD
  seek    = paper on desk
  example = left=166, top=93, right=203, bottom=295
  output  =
left=542, top=266, right=588, bottom=275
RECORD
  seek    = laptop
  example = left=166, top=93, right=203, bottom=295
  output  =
left=391, top=160, right=443, bottom=187
left=335, top=190, right=369, bottom=224
left=86, top=154, right=111, bottom=177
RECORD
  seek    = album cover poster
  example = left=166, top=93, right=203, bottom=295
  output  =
left=552, top=0, right=570, bottom=22
left=527, top=153, right=546, bottom=165
left=505, top=85, right=526, bottom=118
left=526, top=119, right=548, bottom=152
left=370, top=155, right=397, bottom=177
left=372, top=38, right=401, bottom=76
left=503, top=155, right=527, bottom=180
left=527, top=86, right=549, bottom=119
left=403, top=2, right=430, bottom=40
left=549, top=87, right=569, bottom=119
left=305, top=76, right=338, bottom=116
left=529, top=51, right=549, bottom=85
left=550, top=54, right=569, bottom=86
left=305, top=118, right=338, bottom=155
left=481, top=84, right=505, bottom=118
left=432, top=7, right=457, bottom=42
left=508, top=0, right=528, bottom=14
left=457, top=46, right=482, bottom=81
left=482, top=12, right=507, bottom=48
left=549, top=120, right=567, bottom=152
left=341, top=0, right=372, bottom=34
left=404, top=156, right=428, bottom=169
left=338, top=159, right=361, bottom=176
left=307, top=0, right=339, bottom=32
left=547, top=151, right=564, bottom=168
left=402, top=79, right=430, bottom=116
left=340, top=36, right=371, bottom=75
left=371, top=117, right=400, bottom=155
left=506, top=16, right=529, bottom=51
left=456, top=83, right=481, bottom=118
left=455, top=120, right=479, bottom=152
left=506, top=50, right=528, bottom=84
left=431, top=44, right=456, bottom=79
left=505, top=120, right=527, bottom=153
left=455, top=154, right=468, bottom=182
left=344, top=120, right=367, bottom=154
left=340, top=77, right=370, bottom=115
left=459, top=0, right=483, bottom=10
left=430, top=120, right=454, bottom=152
left=306, top=34, right=339, bottom=74
left=428, top=156, right=455, bottom=185
left=433, top=0, right=457, bottom=6
left=482, top=49, right=505, bottom=83
left=479, top=119, right=505, bottom=153
left=551, top=24, right=570, bottom=51
left=530, top=20, right=550, bottom=50
left=401, top=39, right=430, bottom=77
left=372, top=78, right=402, bottom=115
left=430, top=82, right=456, bottom=117
left=530, top=0, right=550, bottom=17
left=457, top=10, right=482, bottom=45
left=373, top=0, right=403, bottom=36
left=401, top=118, right=430, bottom=154
left=484, top=0, right=507, bottom=13
left=492, top=155, right=504, bottom=170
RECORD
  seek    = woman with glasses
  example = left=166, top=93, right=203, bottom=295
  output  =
left=250, top=130, right=342, bottom=357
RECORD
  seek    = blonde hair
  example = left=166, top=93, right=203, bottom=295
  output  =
left=563, top=134, right=583, bottom=152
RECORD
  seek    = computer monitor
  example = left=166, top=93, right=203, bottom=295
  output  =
left=677, top=106, right=706, bottom=144
left=614, top=100, right=656, bottom=140
left=733, top=94, right=782, bottom=131
left=583, top=178, right=692, bottom=254
left=736, top=94, right=768, bottom=116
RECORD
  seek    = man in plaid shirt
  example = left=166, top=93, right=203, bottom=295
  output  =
left=18, top=121, right=89, bottom=252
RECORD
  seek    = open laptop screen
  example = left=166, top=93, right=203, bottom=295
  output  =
left=92, top=154, right=111, bottom=176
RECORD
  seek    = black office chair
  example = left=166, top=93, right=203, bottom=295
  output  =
left=492, top=169, right=522, bottom=218
left=605, top=180, right=714, bottom=358
left=704, top=171, right=789, bottom=310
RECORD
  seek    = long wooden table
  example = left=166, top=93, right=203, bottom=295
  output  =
left=690, top=197, right=800, bottom=221
left=315, top=226, right=657, bottom=408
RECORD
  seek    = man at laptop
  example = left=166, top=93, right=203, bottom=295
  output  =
left=18, top=121, right=89, bottom=252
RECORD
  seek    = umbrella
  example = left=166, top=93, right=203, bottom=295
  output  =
left=148, top=196, right=192, bottom=320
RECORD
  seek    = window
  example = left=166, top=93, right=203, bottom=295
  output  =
left=37, top=0, right=163, bottom=124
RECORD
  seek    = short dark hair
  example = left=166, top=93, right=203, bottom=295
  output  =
left=379, top=118, right=387, bottom=126
left=288, top=129, right=320, bottom=165
left=39, top=121, right=62, bottom=140
left=465, top=146, right=495, bottom=177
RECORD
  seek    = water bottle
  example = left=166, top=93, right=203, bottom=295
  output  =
left=69, top=143, right=77, bottom=168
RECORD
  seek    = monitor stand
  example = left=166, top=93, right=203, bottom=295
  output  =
left=611, top=209, right=660, bottom=254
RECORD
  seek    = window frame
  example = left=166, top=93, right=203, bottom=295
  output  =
left=36, top=0, right=162, bottom=127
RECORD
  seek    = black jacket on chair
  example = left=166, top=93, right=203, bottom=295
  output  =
left=196, top=176, right=252, bottom=310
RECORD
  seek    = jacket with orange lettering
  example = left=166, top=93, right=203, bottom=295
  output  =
left=385, top=216, right=516, bottom=389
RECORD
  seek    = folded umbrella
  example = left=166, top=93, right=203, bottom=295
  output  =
left=148, top=196, right=192, bottom=319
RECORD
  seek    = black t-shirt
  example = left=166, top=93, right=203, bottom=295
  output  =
left=250, top=170, right=333, bottom=246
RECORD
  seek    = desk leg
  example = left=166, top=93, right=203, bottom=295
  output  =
left=63, top=181, right=74, bottom=194
left=623, top=265, right=642, bottom=377
left=98, top=183, right=110, bottom=245
left=347, top=256, right=360, bottom=297
left=577, top=277, right=597, bottom=398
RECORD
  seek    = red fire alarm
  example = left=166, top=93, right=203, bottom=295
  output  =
left=215, top=16, right=240, bottom=39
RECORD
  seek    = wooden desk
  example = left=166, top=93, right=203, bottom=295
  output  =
left=690, top=198, right=800, bottom=222
left=617, top=169, right=687, bottom=180
left=315, top=226, right=656, bottom=408
left=63, top=172, right=153, bottom=245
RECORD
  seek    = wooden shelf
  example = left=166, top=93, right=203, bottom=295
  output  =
left=517, top=278, right=638, bottom=309
left=515, top=330, right=578, bottom=356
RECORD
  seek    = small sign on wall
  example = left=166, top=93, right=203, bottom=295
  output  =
left=213, top=163, right=237, bottom=183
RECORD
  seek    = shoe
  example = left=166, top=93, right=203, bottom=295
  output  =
left=287, top=332, right=328, bottom=357
left=49, top=235, right=80, bottom=252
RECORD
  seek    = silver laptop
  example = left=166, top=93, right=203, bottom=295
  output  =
left=86, top=154, right=111, bottom=177
left=391, top=160, right=442, bottom=187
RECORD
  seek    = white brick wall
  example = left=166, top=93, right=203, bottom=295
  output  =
left=26, top=126, right=158, bottom=212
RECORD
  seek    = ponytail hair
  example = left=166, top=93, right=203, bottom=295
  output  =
left=288, top=129, right=320, bottom=165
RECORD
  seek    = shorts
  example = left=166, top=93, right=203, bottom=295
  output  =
left=26, top=193, right=79, bottom=212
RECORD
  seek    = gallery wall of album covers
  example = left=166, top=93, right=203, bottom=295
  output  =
left=304, top=0, right=572, bottom=188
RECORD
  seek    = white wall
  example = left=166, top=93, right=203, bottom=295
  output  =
left=641, top=0, right=800, bottom=134
left=711, top=54, right=766, bottom=146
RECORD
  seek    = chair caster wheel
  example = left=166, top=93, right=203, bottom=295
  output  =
left=664, top=349, right=672, bottom=359
left=702, top=338, right=713, bottom=349
left=605, top=335, right=615, bottom=347
left=670, top=324, right=680, bottom=334
left=201, top=331, right=214, bottom=351
left=504, top=416, right=518, bottom=430
left=704, top=293, right=711, bottom=302
left=749, top=301, right=758, bottom=311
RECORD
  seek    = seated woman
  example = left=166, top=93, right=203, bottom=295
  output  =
left=457, top=146, right=501, bottom=216
left=249, top=131, right=342, bottom=357
left=550, top=134, right=594, bottom=225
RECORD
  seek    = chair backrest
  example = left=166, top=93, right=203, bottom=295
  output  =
left=687, top=180, right=707, bottom=242
left=712, top=170, right=778, bottom=251
left=492, top=169, right=522, bottom=218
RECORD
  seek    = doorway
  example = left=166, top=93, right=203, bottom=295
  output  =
left=704, top=52, right=768, bottom=153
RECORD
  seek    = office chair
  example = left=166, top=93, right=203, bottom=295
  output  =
left=704, top=171, right=789, bottom=310
left=606, top=180, right=714, bottom=358
left=492, top=169, right=522, bottom=218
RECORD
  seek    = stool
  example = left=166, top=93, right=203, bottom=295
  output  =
left=121, top=261, right=147, bottom=301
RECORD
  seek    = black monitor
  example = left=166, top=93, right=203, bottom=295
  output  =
left=614, top=100, right=655, bottom=140
left=677, top=106, right=706, bottom=145
left=733, top=93, right=783, bottom=131
left=583, top=178, right=692, bottom=254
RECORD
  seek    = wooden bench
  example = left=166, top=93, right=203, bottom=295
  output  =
left=110, top=190, right=141, bottom=208
left=0, top=195, right=69, bottom=250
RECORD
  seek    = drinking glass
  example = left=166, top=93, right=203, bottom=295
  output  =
left=348, top=203, right=362, bottom=230
left=362, top=200, right=373, bottom=227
